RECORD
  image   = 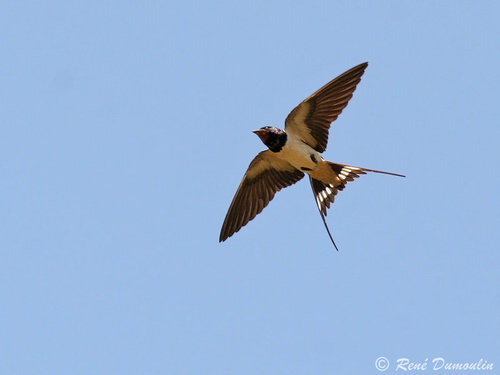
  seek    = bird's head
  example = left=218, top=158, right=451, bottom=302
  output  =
left=253, top=126, right=274, bottom=144
left=253, top=126, right=287, bottom=152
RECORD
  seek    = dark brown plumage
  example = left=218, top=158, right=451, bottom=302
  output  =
left=285, top=62, right=368, bottom=153
left=219, top=151, right=304, bottom=242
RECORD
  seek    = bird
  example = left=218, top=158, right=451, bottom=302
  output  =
left=219, top=62, right=405, bottom=250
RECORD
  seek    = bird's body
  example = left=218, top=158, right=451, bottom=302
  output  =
left=277, top=135, right=320, bottom=172
left=267, top=136, right=341, bottom=186
left=219, top=62, right=404, bottom=249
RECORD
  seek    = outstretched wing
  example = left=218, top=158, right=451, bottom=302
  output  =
left=285, top=62, right=368, bottom=153
left=219, top=150, right=304, bottom=242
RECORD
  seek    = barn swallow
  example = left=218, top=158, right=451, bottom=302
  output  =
left=219, top=62, right=405, bottom=249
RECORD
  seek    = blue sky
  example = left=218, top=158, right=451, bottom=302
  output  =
left=1, top=1, right=498, bottom=374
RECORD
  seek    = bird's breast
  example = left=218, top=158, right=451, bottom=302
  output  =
left=277, top=139, right=321, bottom=171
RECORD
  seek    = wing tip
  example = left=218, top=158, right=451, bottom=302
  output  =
left=219, top=228, right=230, bottom=243
left=352, top=61, right=368, bottom=72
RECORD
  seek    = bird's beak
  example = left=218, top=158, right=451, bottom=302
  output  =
left=253, top=129, right=267, bottom=142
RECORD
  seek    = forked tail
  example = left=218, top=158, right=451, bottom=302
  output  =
left=310, top=162, right=405, bottom=250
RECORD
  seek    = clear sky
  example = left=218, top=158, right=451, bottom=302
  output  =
left=1, top=1, right=498, bottom=374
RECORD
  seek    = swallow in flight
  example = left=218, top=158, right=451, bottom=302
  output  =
left=219, top=62, right=404, bottom=249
